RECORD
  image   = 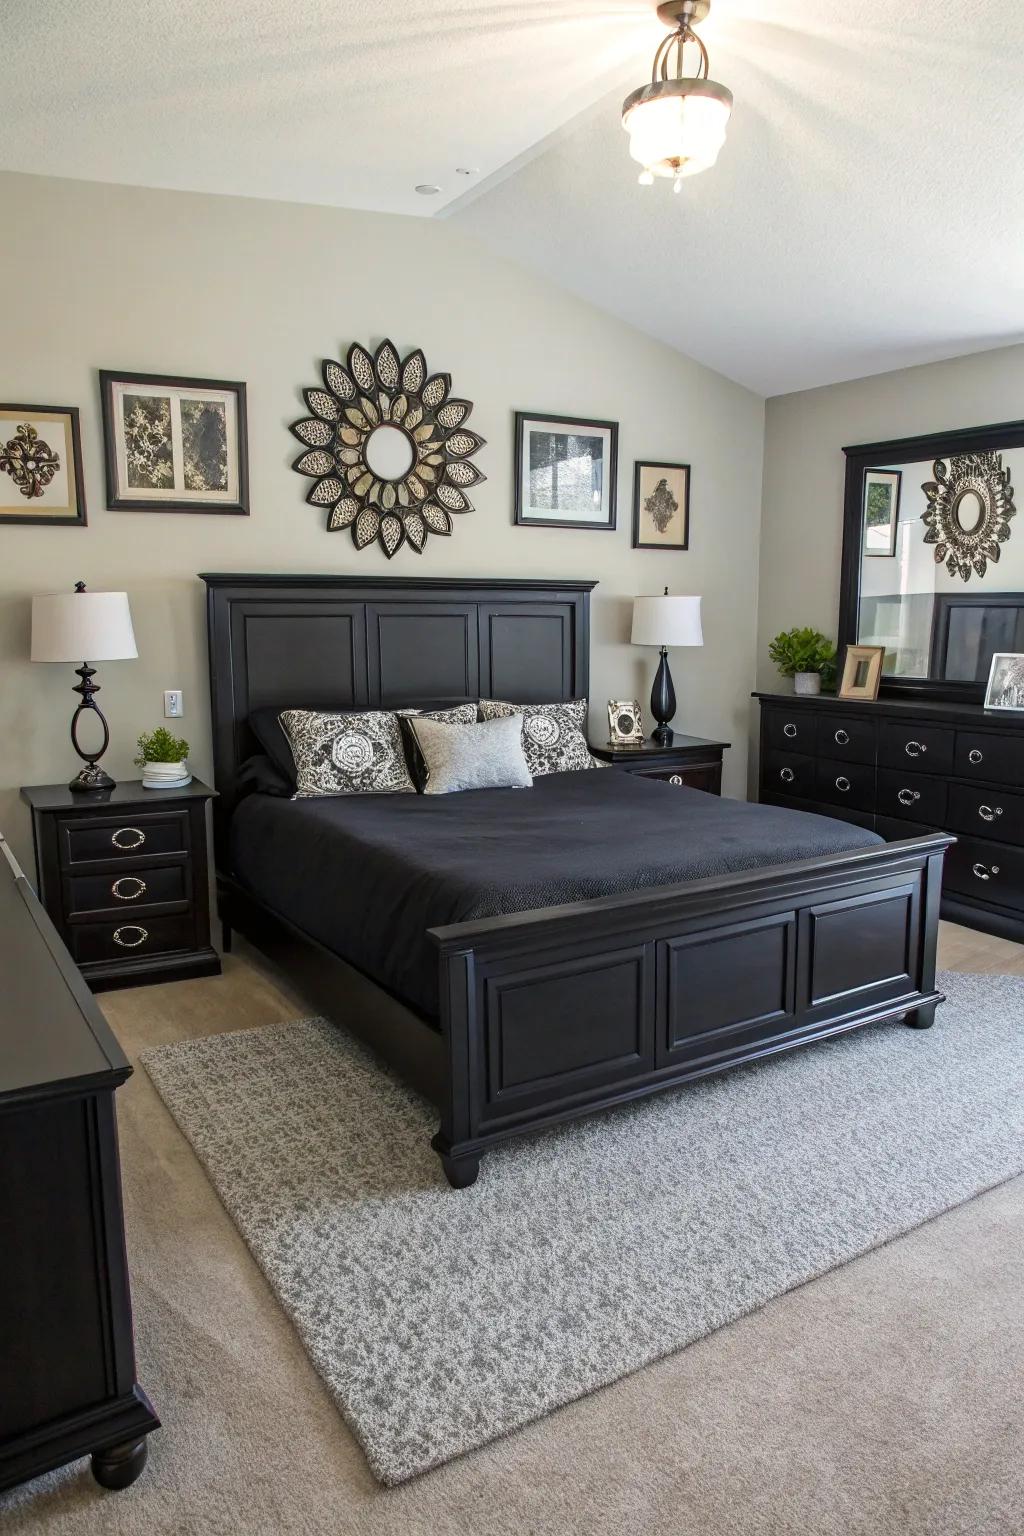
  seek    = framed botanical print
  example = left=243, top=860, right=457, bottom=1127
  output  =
left=513, top=412, right=617, bottom=530
left=632, top=460, right=690, bottom=550
left=863, top=468, right=901, bottom=557
left=0, top=405, right=87, bottom=526
left=100, top=371, right=249, bottom=514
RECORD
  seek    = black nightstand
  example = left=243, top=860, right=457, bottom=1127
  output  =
left=590, top=733, right=730, bottom=795
left=20, top=779, right=220, bottom=992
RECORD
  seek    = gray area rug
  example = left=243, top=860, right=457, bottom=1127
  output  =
left=141, top=971, right=1024, bottom=1485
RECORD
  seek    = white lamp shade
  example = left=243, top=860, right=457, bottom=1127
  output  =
left=631, top=594, right=703, bottom=648
left=31, top=590, right=138, bottom=663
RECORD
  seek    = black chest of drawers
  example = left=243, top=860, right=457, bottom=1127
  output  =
left=20, top=780, right=221, bottom=991
left=756, top=692, right=1024, bottom=945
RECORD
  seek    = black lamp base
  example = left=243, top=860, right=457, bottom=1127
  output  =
left=69, top=660, right=116, bottom=793
left=650, top=647, right=677, bottom=745
left=69, top=763, right=117, bottom=794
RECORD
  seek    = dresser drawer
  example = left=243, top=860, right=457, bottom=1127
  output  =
left=944, top=836, right=1024, bottom=913
left=947, top=782, right=1024, bottom=847
left=68, top=912, right=197, bottom=967
left=877, top=720, right=954, bottom=775
left=815, top=712, right=876, bottom=765
left=876, top=768, right=947, bottom=827
left=764, top=709, right=817, bottom=754
left=954, top=730, right=1024, bottom=783
left=64, top=864, right=190, bottom=918
left=59, top=810, right=190, bottom=867
left=764, top=750, right=816, bottom=800
left=815, top=756, right=876, bottom=813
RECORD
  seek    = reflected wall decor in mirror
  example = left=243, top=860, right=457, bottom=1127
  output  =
left=838, top=420, right=1024, bottom=702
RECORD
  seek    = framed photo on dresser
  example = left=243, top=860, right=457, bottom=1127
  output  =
left=513, top=412, right=617, bottom=530
left=100, top=370, right=249, bottom=514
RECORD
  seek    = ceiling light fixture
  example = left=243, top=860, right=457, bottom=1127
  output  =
left=414, top=183, right=441, bottom=195
left=622, top=0, right=732, bottom=191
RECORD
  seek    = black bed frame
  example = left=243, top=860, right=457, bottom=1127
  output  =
left=203, top=574, right=953, bottom=1188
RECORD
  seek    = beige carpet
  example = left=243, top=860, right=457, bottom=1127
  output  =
left=3, top=924, right=1023, bottom=1534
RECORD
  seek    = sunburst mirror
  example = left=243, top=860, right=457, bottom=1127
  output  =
left=922, top=451, right=1016, bottom=582
left=290, top=340, right=485, bottom=557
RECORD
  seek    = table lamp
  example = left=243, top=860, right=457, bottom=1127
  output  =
left=630, top=588, right=703, bottom=745
left=31, top=581, right=138, bottom=792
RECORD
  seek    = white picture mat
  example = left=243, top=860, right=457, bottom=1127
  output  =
left=984, top=652, right=1024, bottom=711
left=0, top=412, right=75, bottom=512
left=519, top=418, right=613, bottom=524
left=111, top=381, right=239, bottom=501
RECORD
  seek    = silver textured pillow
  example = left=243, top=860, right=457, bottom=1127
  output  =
left=279, top=709, right=415, bottom=798
left=396, top=703, right=479, bottom=791
left=478, top=698, right=599, bottom=776
left=406, top=714, right=533, bottom=795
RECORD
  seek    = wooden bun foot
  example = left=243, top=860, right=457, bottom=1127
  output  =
left=91, top=1437, right=148, bottom=1490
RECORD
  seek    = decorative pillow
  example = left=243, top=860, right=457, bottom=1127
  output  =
left=478, top=698, right=598, bottom=776
left=278, top=709, right=415, bottom=798
left=249, top=704, right=303, bottom=784
left=397, top=703, right=479, bottom=790
left=406, top=714, right=532, bottom=795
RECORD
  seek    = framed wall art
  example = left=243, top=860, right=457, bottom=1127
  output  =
left=632, top=460, right=690, bottom=550
left=100, top=370, right=249, bottom=514
left=862, top=468, right=901, bottom=557
left=513, top=412, right=617, bottom=530
left=0, top=405, right=86, bottom=527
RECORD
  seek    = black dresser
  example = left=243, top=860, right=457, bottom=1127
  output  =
left=0, top=834, right=158, bottom=1492
left=756, top=691, right=1024, bottom=944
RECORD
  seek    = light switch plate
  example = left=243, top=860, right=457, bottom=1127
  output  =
left=164, top=689, right=183, bottom=718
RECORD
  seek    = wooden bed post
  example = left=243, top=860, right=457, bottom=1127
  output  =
left=431, top=947, right=481, bottom=1188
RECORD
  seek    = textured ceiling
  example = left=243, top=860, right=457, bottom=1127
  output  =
left=2, top=1, right=1023, bottom=394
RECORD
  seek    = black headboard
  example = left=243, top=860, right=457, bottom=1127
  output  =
left=201, top=572, right=596, bottom=831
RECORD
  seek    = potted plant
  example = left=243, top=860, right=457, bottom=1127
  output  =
left=768, top=628, right=836, bottom=696
left=135, top=727, right=192, bottom=789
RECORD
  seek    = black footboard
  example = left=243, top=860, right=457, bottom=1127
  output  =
left=429, top=835, right=952, bottom=1186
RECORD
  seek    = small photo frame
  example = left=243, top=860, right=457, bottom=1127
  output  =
left=608, top=699, right=645, bottom=745
left=863, top=468, right=901, bottom=557
left=984, top=652, right=1024, bottom=712
left=0, top=405, right=86, bottom=526
left=632, top=460, right=690, bottom=550
left=513, top=412, right=617, bottom=530
left=839, top=643, right=885, bottom=701
left=100, top=370, right=249, bottom=514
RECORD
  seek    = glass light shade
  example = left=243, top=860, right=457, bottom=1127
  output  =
left=622, top=80, right=732, bottom=179
left=631, top=594, right=703, bottom=648
left=31, top=590, right=138, bottom=662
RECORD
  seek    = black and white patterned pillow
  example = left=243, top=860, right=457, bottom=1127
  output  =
left=478, top=698, right=599, bottom=776
left=279, top=709, right=415, bottom=798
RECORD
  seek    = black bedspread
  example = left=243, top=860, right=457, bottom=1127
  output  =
left=230, top=769, right=881, bottom=1019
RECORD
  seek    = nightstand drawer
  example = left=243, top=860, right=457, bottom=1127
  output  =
left=60, top=810, right=190, bottom=867
left=64, top=864, right=190, bottom=918
left=637, top=766, right=720, bottom=792
left=68, top=913, right=197, bottom=967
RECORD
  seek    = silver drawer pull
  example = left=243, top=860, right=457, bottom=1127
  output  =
left=780, top=767, right=795, bottom=783
left=112, top=826, right=146, bottom=850
left=978, top=805, right=1002, bottom=822
left=834, top=729, right=850, bottom=745
left=905, top=740, right=927, bottom=758
left=113, top=925, right=149, bottom=948
left=898, top=788, right=921, bottom=806
left=969, top=748, right=984, bottom=765
left=668, top=774, right=683, bottom=786
left=112, top=876, right=147, bottom=902
left=783, top=723, right=797, bottom=738
left=835, top=775, right=851, bottom=792
left=971, top=863, right=1000, bottom=881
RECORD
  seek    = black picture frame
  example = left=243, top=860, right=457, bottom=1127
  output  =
left=99, top=370, right=249, bottom=515
left=0, top=404, right=87, bottom=527
left=632, top=459, right=690, bottom=550
left=513, top=411, right=618, bottom=531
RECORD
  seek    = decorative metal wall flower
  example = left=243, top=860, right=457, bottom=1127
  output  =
left=290, top=340, right=485, bottom=557
left=922, top=451, right=1016, bottom=581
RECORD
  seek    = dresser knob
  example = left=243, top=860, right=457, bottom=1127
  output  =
left=835, top=775, right=851, bottom=793
left=971, top=863, right=999, bottom=881
left=668, top=774, right=683, bottom=786
left=978, top=804, right=1002, bottom=822
left=112, top=876, right=147, bottom=902
left=905, top=740, right=927, bottom=758
left=113, top=925, right=149, bottom=948
left=783, top=723, right=797, bottom=738
left=969, top=748, right=983, bottom=765
left=112, top=827, right=146, bottom=851
left=897, top=788, right=920, bottom=806
left=780, top=767, right=795, bottom=783
left=834, top=729, right=850, bottom=745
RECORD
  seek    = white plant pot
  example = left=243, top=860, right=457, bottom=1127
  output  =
left=793, top=672, right=821, bottom=696
left=142, top=759, right=190, bottom=787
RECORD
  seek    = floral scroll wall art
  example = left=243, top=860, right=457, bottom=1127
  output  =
left=99, top=372, right=249, bottom=514
left=0, top=405, right=87, bottom=526
left=632, top=460, right=690, bottom=550
left=290, top=340, right=485, bottom=557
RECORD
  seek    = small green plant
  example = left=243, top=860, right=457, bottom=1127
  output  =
left=768, top=627, right=837, bottom=682
left=135, top=727, right=190, bottom=767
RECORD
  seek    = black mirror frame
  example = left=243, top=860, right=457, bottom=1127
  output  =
left=838, top=418, right=1024, bottom=704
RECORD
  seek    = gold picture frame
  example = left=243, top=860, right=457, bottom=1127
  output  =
left=839, top=643, right=885, bottom=701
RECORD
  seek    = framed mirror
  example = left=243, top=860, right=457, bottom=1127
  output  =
left=838, top=420, right=1024, bottom=701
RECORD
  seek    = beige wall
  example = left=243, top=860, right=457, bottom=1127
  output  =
left=0, top=171, right=765, bottom=871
